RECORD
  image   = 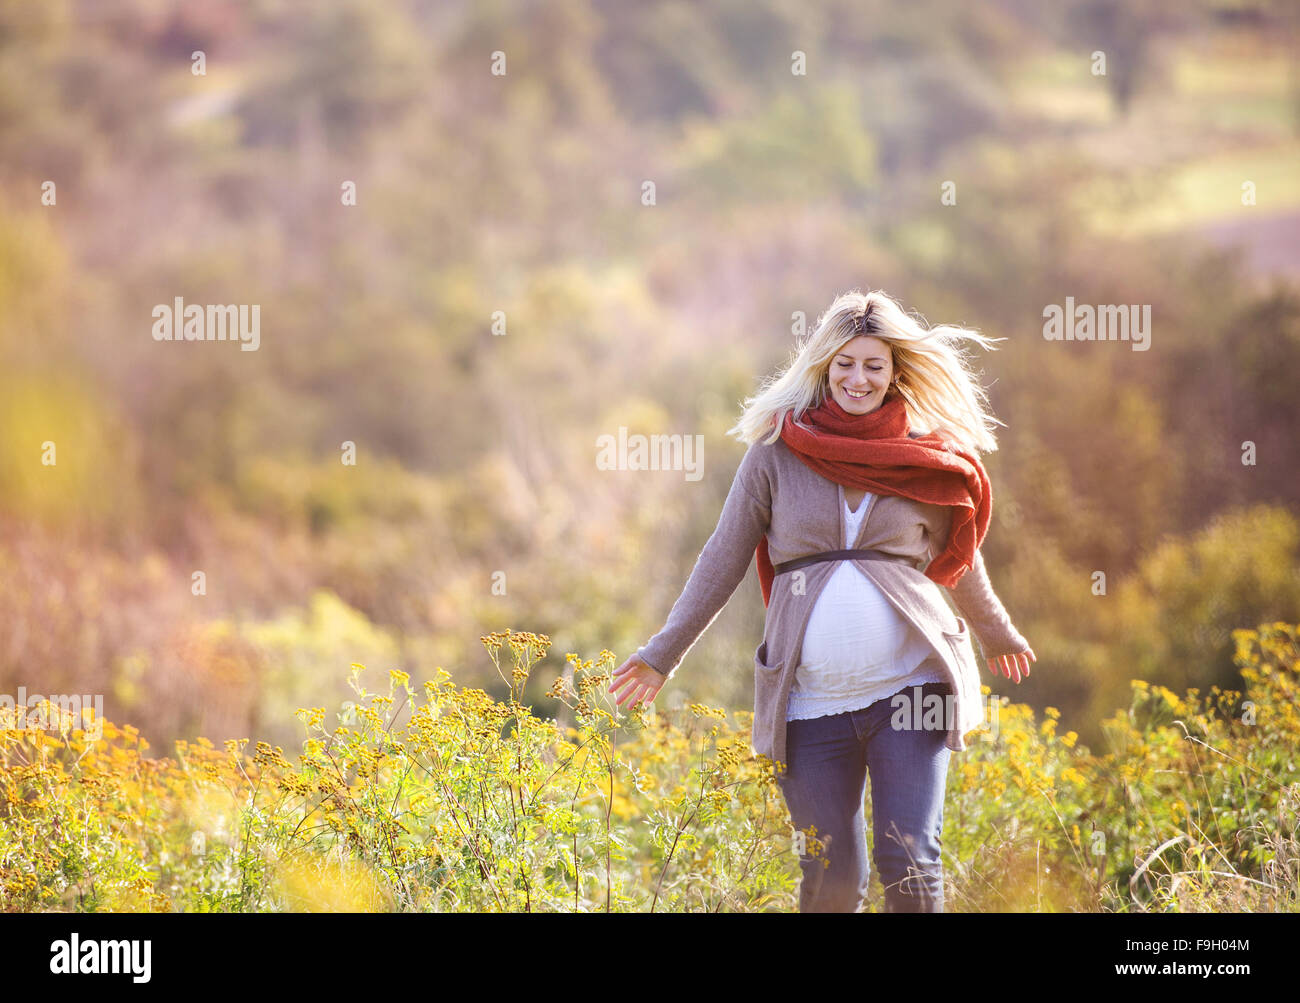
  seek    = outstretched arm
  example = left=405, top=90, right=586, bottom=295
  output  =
left=611, top=441, right=772, bottom=708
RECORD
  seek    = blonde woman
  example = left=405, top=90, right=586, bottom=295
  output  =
left=610, top=289, right=1035, bottom=912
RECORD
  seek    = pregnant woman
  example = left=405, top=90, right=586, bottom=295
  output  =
left=609, top=289, right=1035, bottom=913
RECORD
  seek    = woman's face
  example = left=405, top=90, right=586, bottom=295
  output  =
left=828, top=335, right=893, bottom=414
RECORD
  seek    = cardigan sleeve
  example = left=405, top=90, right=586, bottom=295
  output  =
left=637, top=441, right=772, bottom=679
left=945, top=548, right=1031, bottom=661
left=928, top=505, right=1029, bottom=661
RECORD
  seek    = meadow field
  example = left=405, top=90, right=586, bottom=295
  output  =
left=3, top=623, right=1296, bottom=913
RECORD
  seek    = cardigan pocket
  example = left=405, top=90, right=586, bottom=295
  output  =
left=751, top=639, right=786, bottom=768
left=943, top=616, right=977, bottom=668
left=940, top=616, right=990, bottom=744
left=754, top=639, right=784, bottom=675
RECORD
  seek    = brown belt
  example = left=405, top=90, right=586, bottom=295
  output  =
left=772, top=548, right=918, bottom=575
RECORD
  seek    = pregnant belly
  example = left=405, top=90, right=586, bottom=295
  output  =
left=795, top=564, right=924, bottom=683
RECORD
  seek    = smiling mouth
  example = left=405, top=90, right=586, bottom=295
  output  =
left=844, top=388, right=872, bottom=399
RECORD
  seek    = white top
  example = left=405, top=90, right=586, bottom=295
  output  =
left=786, top=490, right=947, bottom=721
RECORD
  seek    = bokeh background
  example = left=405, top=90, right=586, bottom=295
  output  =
left=2, top=0, right=1298, bottom=757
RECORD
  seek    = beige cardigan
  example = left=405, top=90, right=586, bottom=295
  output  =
left=637, top=433, right=1030, bottom=771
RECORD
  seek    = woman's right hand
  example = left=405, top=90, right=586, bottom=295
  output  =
left=609, top=654, right=667, bottom=709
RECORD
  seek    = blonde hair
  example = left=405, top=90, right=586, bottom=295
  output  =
left=727, top=289, right=1006, bottom=454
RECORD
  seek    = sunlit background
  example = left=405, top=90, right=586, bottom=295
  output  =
left=2, top=0, right=1298, bottom=757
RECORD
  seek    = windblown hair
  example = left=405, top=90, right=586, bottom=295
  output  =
left=727, top=289, right=1006, bottom=454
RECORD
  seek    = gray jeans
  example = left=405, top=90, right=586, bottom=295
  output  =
left=778, top=680, right=952, bottom=912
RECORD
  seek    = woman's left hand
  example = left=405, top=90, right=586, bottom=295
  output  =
left=987, top=647, right=1035, bottom=683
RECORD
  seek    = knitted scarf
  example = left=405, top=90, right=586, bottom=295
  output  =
left=756, top=391, right=991, bottom=606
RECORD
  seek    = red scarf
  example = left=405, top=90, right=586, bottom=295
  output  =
left=756, top=392, right=991, bottom=606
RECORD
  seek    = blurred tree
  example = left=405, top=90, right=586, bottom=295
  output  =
left=1104, top=503, right=1300, bottom=707
left=1063, top=0, right=1198, bottom=117
left=237, top=0, right=424, bottom=153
